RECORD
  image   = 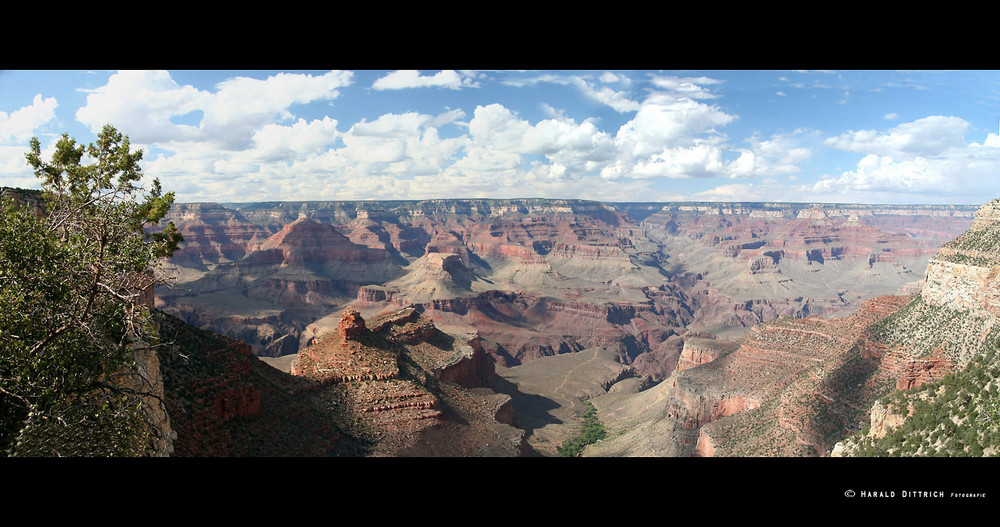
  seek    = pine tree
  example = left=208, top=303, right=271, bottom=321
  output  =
left=0, top=125, right=182, bottom=456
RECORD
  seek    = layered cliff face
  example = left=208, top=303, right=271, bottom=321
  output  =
left=154, top=198, right=979, bottom=456
left=587, top=295, right=913, bottom=457
left=865, top=198, right=1000, bottom=367
left=589, top=198, right=1000, bottom=458
left=291, top=306, right=525, bottom=456
left=641, top=202, right=967, bottom=314
left=157, top=209, right=405, bottom=357
left=829, top=199, right=1000, bottom=457
left=154, top=311, right=348, bottom=456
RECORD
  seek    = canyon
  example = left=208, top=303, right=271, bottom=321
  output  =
left=156, top=199, right=974, bottom=372
left=588, top=198, right=1000, bottom=457
left=9, top=186, right=997, bottom=459
left=151, top=197, right=986, bottom=456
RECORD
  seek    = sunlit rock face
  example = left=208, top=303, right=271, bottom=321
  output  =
left=155, top=199, right=973, bottom=381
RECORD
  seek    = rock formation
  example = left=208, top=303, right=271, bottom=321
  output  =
left=291, top=306, right=525, bottom=456
left=158, top=199, right=972, bottom=376
left=150, top=197, right=985, bottom=457
left=588, top=197, right=1000, bottom=458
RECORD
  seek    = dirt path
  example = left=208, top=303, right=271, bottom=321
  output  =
left=552, top=348, right=603, bottom=410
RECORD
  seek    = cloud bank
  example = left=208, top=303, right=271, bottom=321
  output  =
left=1, top=70, right=996, bottom=205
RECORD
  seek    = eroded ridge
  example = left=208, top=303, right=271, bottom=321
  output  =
left=664, top=295, right=913, bottom=456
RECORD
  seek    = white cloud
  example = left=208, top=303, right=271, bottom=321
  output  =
left=201, top=70, right=353, bottom=150
left=599, top=71, right=632, bottom=87
left=0, top=94, right=58, bottom=144
left=250, top=116, right=341, bottom=162
left=825, top=115, right=970, bottom=157
left=372, top=70, right=479, bottom=90
left=76, top=70, right=211, bottom=143
left=262, top=110, right=469, bottom=185
left=468, top=104, right=532, bottom=152
left=466, top=103, right=617, bottom=180
left=583, top=83, right=641, bottom=113
left=812, top=154, right=946, bottom=194
left=648, top=75, right=723, bottom=99
left=500, top=72, right=641, bottom=113
left=745, top=131, right=814, bottom=172
left=59, top=70, right=820, bottom=203
left=625, top=142, right=727, bottom=179
left=76, top=70, right=353, bottom=151
left=812, top=116, right=1000, bottom=199
left=612, top=96, right=734, bottom=161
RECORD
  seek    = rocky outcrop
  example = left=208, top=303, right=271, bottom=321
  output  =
left=665, top=379, right=760, bottom=431
left=865, top=399, right=909, bottom=439
left=0, top=187, right=45, bottom=217
left=677, top=337, right=738, bottom=371
left=156, top=314, right=279, bottom=456
left=894, top=348, right=954, bottom=390
left=637, top=295, right=913, bottom=457
left=338, top=307, right=367, bottom=342
left=290, top=306, right=524, bottom=456
left=677, top=198, right=1000, bottom=457
left=694, top=428, right=716, bottom=457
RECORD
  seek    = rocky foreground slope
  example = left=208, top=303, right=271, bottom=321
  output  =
left=154, top=306, right=524, bottom=456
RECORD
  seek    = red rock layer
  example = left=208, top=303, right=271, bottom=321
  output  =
left=662, top=294, right=913, bottom=456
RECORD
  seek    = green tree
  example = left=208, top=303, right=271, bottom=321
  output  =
left=0, top=124, right=182, bottom=456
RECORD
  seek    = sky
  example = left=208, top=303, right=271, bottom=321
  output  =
left=1, top=69, right=998, bottom=205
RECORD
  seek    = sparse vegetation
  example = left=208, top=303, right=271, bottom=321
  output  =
left=843, top=346, right=1000, bottom=457
left=557, top=400, right=606, bottom=457
left=867, top=293, right=1000, bottom=365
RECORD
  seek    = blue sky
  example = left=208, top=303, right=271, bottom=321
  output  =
left=1, top=69, right=998, bottom=204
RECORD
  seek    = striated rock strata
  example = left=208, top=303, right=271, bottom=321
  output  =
left=292, top=307, right=525, bottom=456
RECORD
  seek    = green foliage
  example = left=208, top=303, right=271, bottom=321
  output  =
left=557, top=400, right=606, bottom=457
left=0, top=125, right=182, bottom=456
left=844, top=346, right=1000, bottom=457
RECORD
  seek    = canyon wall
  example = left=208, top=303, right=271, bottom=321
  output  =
left=156, top=199, right=973, bottom=376
left=591, top=198, right=1000, bottom=458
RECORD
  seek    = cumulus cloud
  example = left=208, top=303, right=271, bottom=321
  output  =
left=76, top=70, right=353, bottom=150
left=614, top=98, right=734, bottom=159
left=75, top=70, right=212, bottom=144
left=466, top=103, right=616, bottom=181
left=266, top=109, right=469, bottom=185
left=0, top=94, right=58, bottom=144
left=812, top=115, right=1000, bottom=200
left=250, top=117, right=341, bottom=162
left=372, top=70, right=480, bottom=90
left=60, top=70, right=819, bottom=202
left=824, top=115, right=970, bottom=158
left=468, top=74, right=807, bottom=185
left=600, top=86, right=745, bottom=181
left=0, top=94, right=59, bottom=183
left=745, top=131, right=814, bottom=172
